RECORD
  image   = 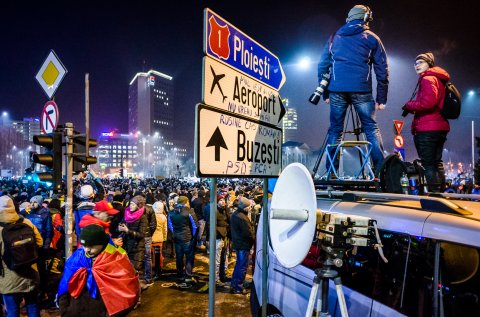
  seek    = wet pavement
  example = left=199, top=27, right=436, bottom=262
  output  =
left=20, top=246, right=251, bottom=317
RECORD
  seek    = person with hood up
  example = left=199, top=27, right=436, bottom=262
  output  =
left=151, top=201, right=168, bottom=280
left=317, top=4, right=389, bottom=174
left=0, top=195, right=43, bottom=317
left=402, top=52, right=451, bottom=192
left=57, top=224, right=139, bottom=317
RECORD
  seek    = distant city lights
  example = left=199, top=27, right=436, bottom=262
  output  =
left=468, top=90, right=475, bottom=96
left=297, top=56, right=311, bottom=70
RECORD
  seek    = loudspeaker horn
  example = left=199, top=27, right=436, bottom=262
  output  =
left=269, top=163, right=318, bottom=268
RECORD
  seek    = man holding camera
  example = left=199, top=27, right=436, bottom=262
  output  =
left=316, top=5, right=389, bottom=174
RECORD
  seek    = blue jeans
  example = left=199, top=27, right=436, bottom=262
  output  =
left=231, top=249, right=250, bottom=291
left=414, top=131, right=447, bottom=191
left=215, top=239, right=227, bottom=282
left=3, top=291, right=39, bottom=317
left=174, top=240, right=195, bottom=279
left=144, top=237, right=153, bottom=282
left=196, top=219, right=206, bottom=246
left=327, top=92, right=385, bottom=171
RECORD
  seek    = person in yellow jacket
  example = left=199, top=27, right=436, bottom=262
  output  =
left=151, top=201, right=168, bottom=280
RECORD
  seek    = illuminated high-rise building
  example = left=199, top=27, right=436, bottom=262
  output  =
left=12, top=117, right=41, bottom=142
left=281, top=99, right=298, bottom=143
left=128, top=70, right=174, bottom=145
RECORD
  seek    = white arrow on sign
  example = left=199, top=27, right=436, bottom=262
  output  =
left=195, top=104, right=282, bottom=178
left=203, top=56, right=286, bottom=126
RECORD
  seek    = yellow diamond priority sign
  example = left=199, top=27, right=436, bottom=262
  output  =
left=35, top=50, right=67, bottom=99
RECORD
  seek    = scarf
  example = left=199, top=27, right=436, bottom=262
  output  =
left=124, top=206, right=145, bottom=223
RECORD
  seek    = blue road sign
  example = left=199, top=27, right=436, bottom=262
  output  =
left=204, top=8, right=285, bottom=91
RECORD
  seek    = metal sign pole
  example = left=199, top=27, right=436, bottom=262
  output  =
left=64, top=122, right=74, bottom=258
left=262, top=178, right=269, bottom=317
left=208, top=177, right=217, bottom=317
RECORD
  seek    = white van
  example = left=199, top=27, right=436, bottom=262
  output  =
left=251, top=191, right=480, bottom=317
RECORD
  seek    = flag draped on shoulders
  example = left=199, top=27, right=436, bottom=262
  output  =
left=58, top=243, right=139, bottom=316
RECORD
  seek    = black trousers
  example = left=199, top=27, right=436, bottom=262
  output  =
left=414, top=131, right=448, bottom=192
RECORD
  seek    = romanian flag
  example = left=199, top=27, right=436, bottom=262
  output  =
left=58, top=243, right=140, bottom=316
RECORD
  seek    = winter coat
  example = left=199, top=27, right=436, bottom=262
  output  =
left=191, top=196, right=206, bottom=221
left=0, top=202, right=43, bottom=295
left=317, top=20, right=389, bottom=104
left=167, top=205, right=197, bottom=244
left=74, top=202, right=95, bottom=242
left=404, top=66, right=450, bottom=133
left=152, top=213, right=168, bottom=244
left=230, top=208, right=254, bottom=250
left=144, top=204, right=157, bottom=238
left=123, top=207, right=148, bottom=273
left=204, top=204, right=230, bottom=239
left=25, top=206, right=53, bottom=249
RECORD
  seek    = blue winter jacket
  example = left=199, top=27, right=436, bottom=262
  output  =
left=26, top=207, right=53, bottom=249
left=317, top=20, right=389, bottom=104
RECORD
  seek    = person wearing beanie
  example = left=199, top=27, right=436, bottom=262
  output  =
left=58, top=225, right=140, bottom=317
left=402, top=52, right=451, bottom=192
left=317, top=4, right=388, bottom=175
left=151, top=201, right=168, bottom=280
left=74, top=185, right=97, bottom=247
left=191, top=188, right=207, bottom=249
left=167, top=195, right=198, bottom=284
left=0, top=195, right=43, bottom=317
left=118, top=195, right=150, bottom=289
left=230, top=196, right=255, bottom=295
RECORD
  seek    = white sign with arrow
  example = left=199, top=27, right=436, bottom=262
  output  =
left=195, top=104, right=282, bottom=177
left=203, top=56, right=285, bottom=126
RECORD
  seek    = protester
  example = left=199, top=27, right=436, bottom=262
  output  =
left=230, top=197, right=255, bottom=295
left=191, top=190, right=206, bottom=249
left=118, top=195, right=150, bottom=289
left=151, top=201, right=168, bottom=280
left=167, top=196, right=197, bottom=285
left=74, top=185, right=96, bottom=245
left=57, top=224, right=139, bottom=316
left=402, top=52, right=450, bottom=192
left=79, top=200, right=119, bottom=237
left=0, top=195, right=43, bottom=317
left=317, top=4, right=388, bottom=174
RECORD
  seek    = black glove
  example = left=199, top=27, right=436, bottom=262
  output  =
left=401, top=105, right=409, bottom=117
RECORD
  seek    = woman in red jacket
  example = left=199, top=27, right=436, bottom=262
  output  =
left=403, top=52, right=450, bottom=192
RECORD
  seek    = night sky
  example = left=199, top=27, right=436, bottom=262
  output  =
left=1, top=1, right=479, bottom=163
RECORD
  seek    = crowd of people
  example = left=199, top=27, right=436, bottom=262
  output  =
left=0, top=174, right=265, bottom=316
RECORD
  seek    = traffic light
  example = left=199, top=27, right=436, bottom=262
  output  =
left=73, top=134, right=97, bottom=173
left=32, top=132, right=63, bottom=192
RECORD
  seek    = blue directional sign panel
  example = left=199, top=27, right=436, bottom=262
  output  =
left=204, top=8, right=286, bottom=91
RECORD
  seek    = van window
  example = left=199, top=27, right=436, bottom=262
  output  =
left=439, top=242, right=480, bottom=316
left=339, top=230, right=435, bottom=317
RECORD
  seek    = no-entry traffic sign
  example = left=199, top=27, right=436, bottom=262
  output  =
left=195, top=104, right=282, bottom=177
left=41, top=101, right=59, bottom=134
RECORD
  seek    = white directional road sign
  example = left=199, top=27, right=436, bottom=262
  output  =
left=203, top=56, right=285, bottom=126
left=195, top=104, right=282, bottom=177
left=40, top=100, right=59, bottom=134
left=35, top=50, right=68, bottom=99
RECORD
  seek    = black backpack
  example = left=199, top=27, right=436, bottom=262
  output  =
left=376, top=154, right=425, bottom=194
left=0, top=217, right=38, bottom=272
left=441, top=81, right=462, bottom=119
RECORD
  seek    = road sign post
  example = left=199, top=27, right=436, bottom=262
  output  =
left=195, top=104, right=282, bottom=178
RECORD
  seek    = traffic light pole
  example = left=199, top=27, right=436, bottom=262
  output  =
left=65, top=122, right=74, bottom=258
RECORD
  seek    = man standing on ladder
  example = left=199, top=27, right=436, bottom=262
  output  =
left=317, top=5, right=389, bottom=175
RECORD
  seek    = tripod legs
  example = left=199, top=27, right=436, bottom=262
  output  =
left=305, top=273, right=349, bottom=317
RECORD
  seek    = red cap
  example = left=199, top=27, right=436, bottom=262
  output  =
left=93, top=200, right=119, bottom=215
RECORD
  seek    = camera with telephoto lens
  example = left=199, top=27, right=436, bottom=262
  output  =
left=309, top=73, right=330, bottom=105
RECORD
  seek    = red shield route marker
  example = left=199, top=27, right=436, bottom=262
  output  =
left=40, top=100, right=59, bottom=134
